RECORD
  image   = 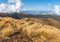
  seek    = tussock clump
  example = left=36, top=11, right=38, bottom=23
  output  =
left=21, top=18, right=31, bottom=22
left=1, top=28, right=15, bottom=38
left=0, top=17, right=17, bottom=38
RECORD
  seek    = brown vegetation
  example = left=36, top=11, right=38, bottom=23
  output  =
left=0, top=17, right=60, bottom=42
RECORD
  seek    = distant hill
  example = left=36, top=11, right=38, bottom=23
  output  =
left=0, top=13, right=60, bottom=21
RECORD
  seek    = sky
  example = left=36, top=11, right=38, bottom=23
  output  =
left=22, top=0, right=60, bottom=11
left=0, top=0, right=60, bottom=14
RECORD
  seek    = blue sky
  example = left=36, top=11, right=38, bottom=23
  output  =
left=22, top=0, right=60, bottom=11
left=0, top=0, right=60, bottom=11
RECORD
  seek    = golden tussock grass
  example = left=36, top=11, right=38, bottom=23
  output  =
left=0, top=17, right=60, bottom=42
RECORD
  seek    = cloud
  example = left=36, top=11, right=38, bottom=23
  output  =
left=0, top=0, right=23, bottom=13
left=8, top=0, right=17, bottom=3
left=48, top=3, right=60, bottom=15
left=0, top=3, right=8, bottom=13
left=53, top=5, right=60, bottom=14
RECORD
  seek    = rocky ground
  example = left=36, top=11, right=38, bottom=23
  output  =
left=0, top=17, right=60, bottom=42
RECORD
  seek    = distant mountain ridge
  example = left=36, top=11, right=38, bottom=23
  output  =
left=0, top=13, right=60, bottom=21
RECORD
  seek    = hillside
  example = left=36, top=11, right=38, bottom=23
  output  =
left=22, top=18, right=60, bottom=29
left=0, top=17, right=60, bottom=42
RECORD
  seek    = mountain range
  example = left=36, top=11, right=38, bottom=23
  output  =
left=21, top=10, right=54, bottom=15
